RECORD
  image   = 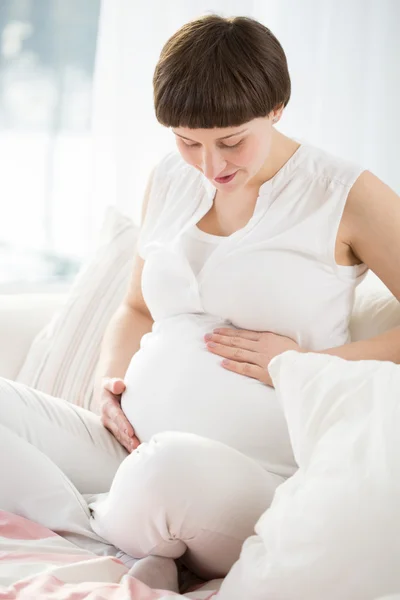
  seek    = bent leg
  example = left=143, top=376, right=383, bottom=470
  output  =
left=0, top=424, right=117, bottom=556
left=89, top=431, right=283, bottom=579
left=0, top=377, right=127, bottom=493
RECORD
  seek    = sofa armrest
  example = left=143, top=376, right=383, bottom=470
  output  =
left=0, top=293, right=66, bottom=380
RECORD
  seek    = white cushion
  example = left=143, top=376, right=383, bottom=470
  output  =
left=350, top=271, right=400, bottom=341
left=0, top=293, right=65, bottom=380
left=218, top=350, right=400, bottom=600
left=16, top=208, right=139, bottom=410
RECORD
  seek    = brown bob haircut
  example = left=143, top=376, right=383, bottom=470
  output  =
left=153, top=14, right=291, bottom=129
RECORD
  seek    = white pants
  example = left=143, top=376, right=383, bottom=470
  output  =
left=0, top=377, right=284, bottom=578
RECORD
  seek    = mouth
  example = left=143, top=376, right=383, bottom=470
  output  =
left=214, top=171, right=238, bottom=184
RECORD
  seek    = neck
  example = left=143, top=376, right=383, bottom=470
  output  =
left=249, top=129, right=301, bottom=190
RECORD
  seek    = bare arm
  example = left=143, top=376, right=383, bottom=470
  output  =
left=93, top=171, right=155, bottom=450
left=94, top=256, right=153, bottom=387
left=321, top=170, right=400, bottom=362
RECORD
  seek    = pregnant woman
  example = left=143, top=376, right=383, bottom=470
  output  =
left=1, top=14, right=400, bottom=594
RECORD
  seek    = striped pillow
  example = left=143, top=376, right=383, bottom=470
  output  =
left=16, top=208, right=138, bottom=411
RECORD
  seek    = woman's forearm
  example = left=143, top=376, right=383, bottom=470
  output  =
left=95, top=303, right=154, bottom=383
left=320, top=327, right=400, bottom=363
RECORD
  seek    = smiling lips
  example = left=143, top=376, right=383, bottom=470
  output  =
left=214, top=171, right=238, bottom=184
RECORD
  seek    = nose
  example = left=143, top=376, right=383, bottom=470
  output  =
left=201, top=150, right=227, bottom=180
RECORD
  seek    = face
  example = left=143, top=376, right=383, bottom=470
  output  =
left=172, top=115, right=277, bottom=192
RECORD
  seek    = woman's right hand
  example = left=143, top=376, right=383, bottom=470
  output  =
left=98, top=377, right=140, bottom=452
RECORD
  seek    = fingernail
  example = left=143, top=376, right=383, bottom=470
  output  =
left=213, top=329, right=221, bottom=334
left=222, top=359, right=230, bottom=365
left=207, top=342, right=216, bottom=348
left=204, top=333, right=212, bottom=340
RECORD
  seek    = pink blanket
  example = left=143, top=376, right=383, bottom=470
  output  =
left=0, top=511, right=218, bottom=599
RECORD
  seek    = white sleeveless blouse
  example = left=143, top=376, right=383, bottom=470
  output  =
left=181, top=226, right=222, bottom=276
left=121, top=143, right=367, bottom=478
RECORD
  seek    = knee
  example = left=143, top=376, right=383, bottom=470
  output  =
left=89, top=431, right=280, bottom=568
left=90, top=432, right=197, bottom=556
left=91, top=432, right=212, bottom=537
left=122, top=430, right=278, bottom=505
left=128, top=431, right=202, bottom=497
left=132, top=431, right=242, bottom=496
left=93, top=432, right=198, bottom=516
left=139, top=431, right=201, bottom=470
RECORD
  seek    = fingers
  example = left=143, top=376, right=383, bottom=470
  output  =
left=221, top=359, right=271, bottom=385
left=99, top=377, right=140, bottom=451
left=103, top=377, right=126, bottom=396
left=131, top=434, right=141, bottom=450
left=105, top=419, right=133, bottom=452
left=206, top=341, right=262, bottom=366
left=101, top=395, right=138, bottom=452
left=205, top=332, right=257, bottom=350
left=212, top=327, right=261, bottom=341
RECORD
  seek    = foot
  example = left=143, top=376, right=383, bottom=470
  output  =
left=128, top=555, right=179, bottom=592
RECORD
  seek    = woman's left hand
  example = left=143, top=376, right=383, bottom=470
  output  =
left=204, top=328, right=302, bottom=387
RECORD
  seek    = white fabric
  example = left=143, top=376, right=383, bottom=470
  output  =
left=0, top=424, right=116, bottom=558
left=0, top=378, right=126, bottom=557
left=0, top=510, right=223, bottom=599
left=16, top=208, right=139, bottom=410
left=350, top=271, right=400, bottom=341
left=90, top=431, right=283, bottom=580
left=0, top=378, right=127, bottom=495
left=122, top=144, right=366, bottom=477
left=0, top=377, right=282, bottom=581
left=93, top=0, right=400, bottom=221
left=218, top=350, right=400, bottom=600
left=0, top=293, right=65, bottom=380
left=181, top=226, right=222, bottom=276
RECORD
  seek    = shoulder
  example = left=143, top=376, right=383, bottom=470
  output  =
left=295, top=143, right=365, bottom=190
left=343, top=169, right=399, bottom=240
left=346, top=169, right=394, bottom=213
left=138, top=151, right=208, bottom=257
left=152, top=150, right=203, bottom=194
left=343, top=169, right=400, bottom=297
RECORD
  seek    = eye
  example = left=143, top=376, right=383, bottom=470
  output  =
left=180, top=139, right=244, bottom=149
left=184, top=142, right=201, bottom=148
left=222, top=139, right=244, bottom=149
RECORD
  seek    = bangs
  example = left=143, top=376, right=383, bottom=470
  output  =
left=154, top=57, right=275, bottom=129
left=153, top=15, right=290, bottom=130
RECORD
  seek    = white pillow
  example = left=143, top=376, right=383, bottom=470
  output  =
left=16, top=208, right=138, bottom=411
left=350, top=271, right=400, bottom=341
left=218, top=350, right=400, bottom=600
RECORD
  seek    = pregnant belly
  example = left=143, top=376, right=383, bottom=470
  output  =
left=121, top=314, right=296, bottom=477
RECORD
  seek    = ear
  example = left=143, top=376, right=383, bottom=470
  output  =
left=271, top=104, right=284, bottom=124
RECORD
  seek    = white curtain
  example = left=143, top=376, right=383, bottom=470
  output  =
left=91, top=0, right=400, bottom=227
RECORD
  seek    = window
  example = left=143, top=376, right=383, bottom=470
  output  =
left=0, top=0, right=100, bottom=288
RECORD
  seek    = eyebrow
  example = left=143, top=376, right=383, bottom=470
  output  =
left=173, top=128, right=248, bottom=142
